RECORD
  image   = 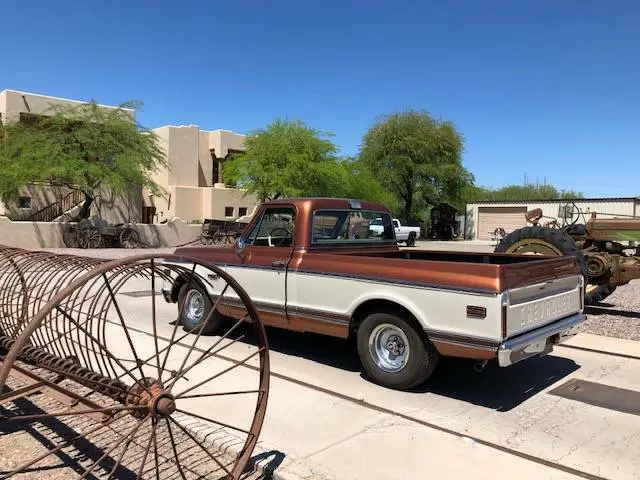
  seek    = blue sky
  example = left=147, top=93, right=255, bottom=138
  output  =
left=2, top=0, right=638, bottom=197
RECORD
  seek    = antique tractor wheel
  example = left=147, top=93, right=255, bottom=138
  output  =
left=0, top=249, right=270, bottom=479
left=119, top=226, right=140, bottom=248
left=495, top=226, right=615, bottom=305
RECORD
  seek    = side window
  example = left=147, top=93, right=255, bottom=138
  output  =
left=245, top=207, right=295, bottom=247
left=393, top=220, right=399, bottom=228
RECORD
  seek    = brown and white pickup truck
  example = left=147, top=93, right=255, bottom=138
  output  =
left=163, top=198, right=586, bottom=390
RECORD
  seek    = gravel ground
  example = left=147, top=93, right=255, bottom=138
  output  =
left=0, top=367, right=268, bottom=479
left=582, top=280, right=640, bottom=341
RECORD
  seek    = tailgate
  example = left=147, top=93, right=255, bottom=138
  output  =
left=500, top=257, right=583, bottom=338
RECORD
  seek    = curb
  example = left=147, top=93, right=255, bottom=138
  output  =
left=559, top=332, right=640, bottom=359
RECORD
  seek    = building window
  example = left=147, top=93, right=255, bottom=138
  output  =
left=211, top=150, right=220, bottom=185
left=18, top=197, right=31, bottom=209
left=238, top=207, right=248, bottom=217
left=225, top=206, right=234, bottom=217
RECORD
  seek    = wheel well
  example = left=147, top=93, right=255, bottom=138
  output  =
left=170, top=273, right=207, bottom=303
left=349, top=299, right=427, bottom=341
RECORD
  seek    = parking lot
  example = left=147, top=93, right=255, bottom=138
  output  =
left=5, top=242, right=640, bottom=479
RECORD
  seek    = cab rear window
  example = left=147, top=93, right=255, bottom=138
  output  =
left=312, top=210, right=394, bottom=244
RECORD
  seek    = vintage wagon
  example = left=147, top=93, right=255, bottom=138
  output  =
left=62, top=218, right=140, bottom=249
left=200, top=218, right=249, bottom=245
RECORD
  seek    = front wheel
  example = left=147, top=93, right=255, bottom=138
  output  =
left=177, top=283, right=223, bottom=334
left=356, top=312, right=438, bottom=390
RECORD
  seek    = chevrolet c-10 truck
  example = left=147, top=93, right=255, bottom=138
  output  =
left=163, top=198, right=586, bottom=390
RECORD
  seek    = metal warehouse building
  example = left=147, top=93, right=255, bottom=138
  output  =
left=465, top=197, right=640, bottom=240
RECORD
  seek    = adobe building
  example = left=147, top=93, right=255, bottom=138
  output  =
left=147, top=125, right=259, bottom=225
left=0, top=89, right=259, bottom=224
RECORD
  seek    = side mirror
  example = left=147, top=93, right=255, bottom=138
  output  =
left=235, top=238, right=246, bottom=256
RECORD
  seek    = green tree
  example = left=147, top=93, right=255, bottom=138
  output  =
left=339, top=157, right=398, bottom=209
left=359, top=109, right=472, bottom=223
left=0, top=100, right=166, bottom=219
left=460, top=183, right=584, bottom=204
left=223, top=119, right=344, bottom=201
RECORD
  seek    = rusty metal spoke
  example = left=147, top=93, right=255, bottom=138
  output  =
left=178, top=389, right=264, bottom=400
left=160, top=263, right=197, bottom=376
left=165, top=312, right=246, bottom=391
left=167, top=415, right=233, bottom=476
left=168, top=283, right=231, bottom=390
left=175, top=346, right=264, bottom=399
left=102, top=273, right=150, bottom=391
left=79, top=415, right=149, bottom=479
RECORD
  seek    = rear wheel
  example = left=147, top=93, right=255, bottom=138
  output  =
left=406, top=232, right=417, bottom=247
left=495, top=226, right=615, bottom=305
left=356, top=312, right=438, bottom=390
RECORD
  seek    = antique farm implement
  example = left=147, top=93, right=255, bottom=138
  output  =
left=0, top=246, right=269, bottom=479
left=200, top=219, right=249, bottom=246
left=63, top=219, right=141, bottom=249
left=496, top=202, right=640, bottom=304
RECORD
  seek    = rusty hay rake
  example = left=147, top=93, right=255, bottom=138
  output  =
left=0, top=246, right=270, bottom=479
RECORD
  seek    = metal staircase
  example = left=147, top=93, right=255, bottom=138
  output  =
left=28, top=189, right=85, bottom=222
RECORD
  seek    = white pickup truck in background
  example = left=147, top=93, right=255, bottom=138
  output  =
left=370, top=218, right=421, bottom=246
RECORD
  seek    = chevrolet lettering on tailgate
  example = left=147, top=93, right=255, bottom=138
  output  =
left=516, top=291, right=579, bottom=329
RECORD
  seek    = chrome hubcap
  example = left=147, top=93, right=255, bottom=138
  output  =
left=369, top=324, right=410, bottom=373
left=184, top=289, right=204, bottom=327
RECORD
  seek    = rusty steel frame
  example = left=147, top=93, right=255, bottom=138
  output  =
left=0, top=246, right=270, bottom=479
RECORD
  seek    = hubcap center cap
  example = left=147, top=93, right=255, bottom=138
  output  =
left=386, top=336, right=404, bottom=356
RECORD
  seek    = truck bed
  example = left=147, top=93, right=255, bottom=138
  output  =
left=294, top=248, right=580, bottom=295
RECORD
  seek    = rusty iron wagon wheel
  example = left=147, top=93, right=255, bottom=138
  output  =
left=119, top=227, right=140, bottom=249
left=0, top=247, right=269, bottom=479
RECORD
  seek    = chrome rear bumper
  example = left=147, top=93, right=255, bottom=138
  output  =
left=498, top=312, right=586, bottom=367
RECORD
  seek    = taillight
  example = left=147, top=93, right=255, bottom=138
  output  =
left=501, top=292, right=509, bottom=338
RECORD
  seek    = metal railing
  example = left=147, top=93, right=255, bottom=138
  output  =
left=27, top=189, right=84, bottom=222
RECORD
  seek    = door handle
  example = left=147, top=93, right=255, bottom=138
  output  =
left=271, top=260, right=286, bottom=267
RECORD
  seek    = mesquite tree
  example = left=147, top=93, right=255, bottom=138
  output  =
left=0, top=100, right=166, bottom=220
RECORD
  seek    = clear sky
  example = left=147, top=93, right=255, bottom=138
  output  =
left=2, top=0, right=638, bottom=197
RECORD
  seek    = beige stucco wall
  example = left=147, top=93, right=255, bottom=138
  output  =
left=0, top=183, right=141, bottom=223
left=0, top=89, right=134, bottom=123
left=205, top=187, right=259, bottom=220
left=0, top=216, right=202, bottom=249
left=0, top=184, right=74, bottom=220
left=172, top=187, right=204, bottom=223
left=209, top=129, right=246, bottom=159
left=147, top=125, right=252, bottom=224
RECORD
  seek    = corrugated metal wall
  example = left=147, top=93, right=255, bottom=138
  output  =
left=465, top=198, right=638, bottom=240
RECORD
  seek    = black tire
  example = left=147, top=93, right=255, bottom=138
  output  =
left=406, top=232, right=417, bottom=247
left=177, top=283, right=222, bottom=334
left=356, top=312, right=438, bottom=390
left=495, top=226, right=588, bottom=277
left=585, top=283, right=617, bottom=305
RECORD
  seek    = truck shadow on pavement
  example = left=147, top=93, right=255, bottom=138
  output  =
left=242, top=326, right=579, bottom=412
left=413, top=355, right=579, bottom=411
left=585, top=305, right=640, bottom=319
